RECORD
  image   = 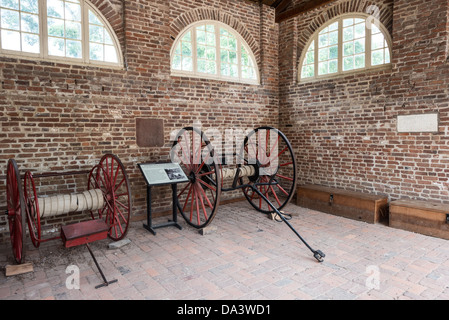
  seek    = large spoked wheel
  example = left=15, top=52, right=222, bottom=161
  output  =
left=171, top=127, right=221, bottom=229
left=88, top=154, right=132, bottom=241
left=239, top=126, right=297, bottom=214
left=24, top=171, right=41, bottom=248
left=6, top=159, right=26, bottom=264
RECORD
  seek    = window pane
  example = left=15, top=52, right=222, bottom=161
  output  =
left=318, top=33, right=328, bottom=48
left=371, top=49, right=384, bottom=65
left=329, top=59, right=338, bottom=73
left=1, top=9, right=20, bottom=30
left=329, top=45, right=337, bottom=60
left=385, top=48, right=390, bottom=63
left=329, top=31, right=338, bottom=45
left=66, top=21, right=81, bottom=40
left=318, top=61, right=328, bottom=75
left=372, top=33, right=384, bottom=50
left=1, top=0, right=19, bottom=10
left=354, top=39, right=365, bottom=54
left=89, top=42, right=103, bottom=60
left=301, top=64, right=314, bottom=78
left=1, top=29, right=20, bottom=50
left=104, top=44, right=117, bottom=63
left=354, top=23, right=365, bottom=39
left=22, top=32, right=39, bottom=52
left=21, top=12, right=39, bottom=33
left=306, top=50, right=314, bottom=64
left=196, top=30, right=205, bottom=44
left=197, top=45, right=206, bottom=59
left=47, top=0, right=64, bottom=18
left=172, top=54, right=181, bottom=70
left=89, top=24, right=103, bottom=42
left=48, top=36, right=65, bottom=56
left=65, top=2, right=81, bottom=21
left=47, top=17, right=64, bottom=37
left=318, top=48, right=328, bottom=61
left=181, top=41, right=191, bottom=56
left=182, top=56, right=192, bottom=71
left=21, top=0, right=38, bottom=14
left=354, top=54, right=365, bottom=69
left=66, top=39, right=81, bottom=58
left=88, top=8, right=101, bottom=25
left=343, top=42, right=353, bottom=56
left=343, top=27, right=353, bottom=41
left=343, top=56, right=354, bottom=71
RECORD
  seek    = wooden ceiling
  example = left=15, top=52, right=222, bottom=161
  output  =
left=247, top=0, right=338, bottom=23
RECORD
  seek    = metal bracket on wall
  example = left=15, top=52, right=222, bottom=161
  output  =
left=329, top=194, right=334, bottom=206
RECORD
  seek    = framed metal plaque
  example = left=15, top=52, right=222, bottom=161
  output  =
left=138, top=162, right=189, bottom=186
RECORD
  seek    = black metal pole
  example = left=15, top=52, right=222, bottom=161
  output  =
left=85, top=243, right=118, bottom=289
left=251, top=186, right=325, bottom=262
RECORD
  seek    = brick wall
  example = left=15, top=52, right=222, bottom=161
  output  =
left=0, top=0, right=279, bottom=242
left=279, top=0, right=449, bottom=202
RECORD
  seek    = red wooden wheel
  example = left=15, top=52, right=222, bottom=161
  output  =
left=171, top=127, right=221, bottom=229
left=24, top=171, right=41, bottom=248
left=88, top=154, right=132, bottom=241
left=6, top=159, right=26, bottom=264
left=239, top=127, right=297, bottom=214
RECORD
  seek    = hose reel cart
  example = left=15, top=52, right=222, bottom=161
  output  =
left=5, top=154, right=132, bottom=288
left=171, top=126, right=325, bottom=262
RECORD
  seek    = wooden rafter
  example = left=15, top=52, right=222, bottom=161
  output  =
left=275, top=0, right=338, bottom=23
left=275, top=0, right=293, bottom=15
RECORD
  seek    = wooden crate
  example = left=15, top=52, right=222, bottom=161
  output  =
left=297, top=185, right=389, bottom=224
left=390, top=200, right=449, bottom=240
left=61, top=219, right=109, bottom=248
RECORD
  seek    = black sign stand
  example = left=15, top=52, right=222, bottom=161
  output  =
left=138, top=163, right=187, bottom=235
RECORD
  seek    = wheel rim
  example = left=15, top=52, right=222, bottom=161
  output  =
left=239, top=127, right=297, bottom=214
left=24, top=171, right=41, bottom=248
left=6, top=159, right=26, bottom=263
left=88, top=154, right=132, bottom=241
left=171, top=127, right=221, bottom=229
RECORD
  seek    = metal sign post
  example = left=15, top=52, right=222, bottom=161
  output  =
left=138, top=162, right=188, bottom=235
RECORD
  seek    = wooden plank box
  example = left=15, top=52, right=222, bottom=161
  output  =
left=390, top=200, right=449, bottom=240
left=297, top=185, right=389, bottom=224
left=61, top=219, right=109, bottom=248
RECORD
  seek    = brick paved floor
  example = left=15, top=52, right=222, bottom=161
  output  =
left=1, top=201, right=449, bottom=300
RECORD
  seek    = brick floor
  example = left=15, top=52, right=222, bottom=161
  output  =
left=1, top=201, right=449, bottom=300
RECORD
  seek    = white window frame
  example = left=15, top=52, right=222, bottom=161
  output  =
left=298, top=13, right=392, bottom=82
left=0, top=0, right=123, bottom=68
left=170, top=20, right=260, bottom=85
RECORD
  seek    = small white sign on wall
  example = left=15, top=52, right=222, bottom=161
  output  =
left=397, top=113, right=439, bottom=133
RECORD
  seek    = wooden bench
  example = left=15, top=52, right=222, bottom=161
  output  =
left=297, top=185, right=389, bottom=224
left=390, top=200, right=449, bottom=240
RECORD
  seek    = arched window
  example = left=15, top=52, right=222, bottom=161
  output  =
left=299, top=14, right=391, bottom=81
left=0, top=0, right=122, bottom=67
left=170, top=20, right=259, bottom=84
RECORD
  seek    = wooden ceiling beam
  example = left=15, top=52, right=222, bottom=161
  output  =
left=275, top=0, right=293, bottom=15
left=275, top=0, right=338, bottom=23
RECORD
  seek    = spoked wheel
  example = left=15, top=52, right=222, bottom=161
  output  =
left=171, top=127, right=221, bottom=229
left=239, top=126, right=297, bottom=214
left=6, top=159, right=26, bottom=264
left=24, top=171, right=41, bottom=248
left=88, top=154, right=132, bottom=241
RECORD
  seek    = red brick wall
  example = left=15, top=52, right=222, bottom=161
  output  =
left=279, top=0, right=449, bottom=202
left=0, top=0, right=279, bottom=242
